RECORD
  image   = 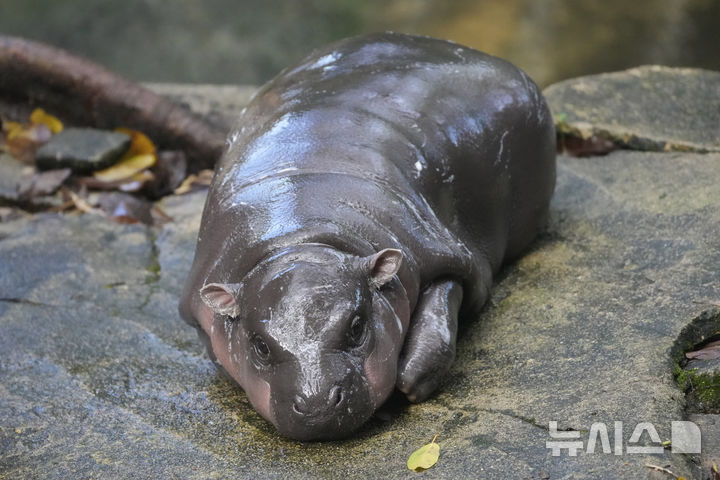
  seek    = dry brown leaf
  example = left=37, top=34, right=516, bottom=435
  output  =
left=66, top=189, right=104, bottom=215
left=143, top=150, right=187, bottom=198
left=2, top=110, right=60, bottom=163
left=96, top=192, right=154, bottom=225
left=685, top=340, right=720, bottom=361
left=16, top=168, right=71, bottom=201
left=151, top=205, right=174, bottom=226
left=2, top=122, right=52, bottom=163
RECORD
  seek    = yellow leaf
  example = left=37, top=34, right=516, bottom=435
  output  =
left=3, top=121, right=24, bottom=139
left=129, top=170, right=155, bottom=182
left=118, top=170, right=155, bottom=192
left=115, top=127, right=156, bottom=157
left=30, top=108, right=63, bottom=134
left=173, top=169, right=214, bottom=194
left=94, top=154, right=156, bottom=183
left=407, top=435, right=440, bottom=472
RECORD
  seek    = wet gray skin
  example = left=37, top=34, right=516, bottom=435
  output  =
left=179, top=32, right=556, bottom=441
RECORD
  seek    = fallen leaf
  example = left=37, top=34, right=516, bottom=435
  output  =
left=65, top=189, right=103, bottom=215
left=685, top=340, right=720, bottom=361
left=118, top=170, right=156, bottom=192
left=558, top=133, right=617, bottom=157
left=29, top=108, right=63, bottom=134
left=151, top=205, right=174, bottom=226
left=711, top=462, right=719, bottom=480
left=16, top=168, right=72, bottom=201
left=2, top=123, right=52, bottom=163
left=0, top=207, right=27, bottom=222
left=174, top=169, right=214, bottom=194
left=96, top=192, right=154, bottom=225
left=407, top=435, right=440, bottom=472
left=2, top=110, right=59, bottom=162
left=115, top=127, right=156, bottom=157
left=143, top=150, right=187, bottom=198
left=76, top=170, right=152, bottom=192
left=93, top=153, right=156, bottom=183
left=17, top=123, right=52, bottom=143
left=3, top=120, right=25, bottom=139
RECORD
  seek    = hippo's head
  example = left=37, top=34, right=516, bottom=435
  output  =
left=197, top=244, right=408, bottom=440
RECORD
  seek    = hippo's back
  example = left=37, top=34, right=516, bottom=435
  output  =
left=183, top=33, right=555, bottom=323
left=231, top=33, right=556, bottom=270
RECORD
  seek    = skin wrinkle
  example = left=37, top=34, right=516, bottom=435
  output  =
left=198, top=303, right=274, bottom=424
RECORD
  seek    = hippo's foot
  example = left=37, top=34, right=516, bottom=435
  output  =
left=396, top=279, right=463, bottom=403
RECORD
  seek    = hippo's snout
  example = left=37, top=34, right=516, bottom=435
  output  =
left=271, top=356, right=373, bottom=441
left=292, top=384, right=344, bottom=418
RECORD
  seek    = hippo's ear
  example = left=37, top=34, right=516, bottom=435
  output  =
left=364, top=248, right=403, bottom=289
left=199, top=282, right=243, bottom=318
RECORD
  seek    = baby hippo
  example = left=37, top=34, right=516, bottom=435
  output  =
left=179, top=32, right=556, bottom=440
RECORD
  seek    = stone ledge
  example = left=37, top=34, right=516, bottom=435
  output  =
left=544, top=65, right=720, bottom=152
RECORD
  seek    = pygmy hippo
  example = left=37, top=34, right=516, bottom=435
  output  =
left=179, top=32, right=556, bottom=441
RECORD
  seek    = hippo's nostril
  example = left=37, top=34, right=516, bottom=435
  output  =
left=329, top=385, right=343, bottom=408
left=293, top=395, right=307, bottom=415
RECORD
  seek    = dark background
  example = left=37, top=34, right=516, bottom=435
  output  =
left=1, top=0, right=718, bottom=87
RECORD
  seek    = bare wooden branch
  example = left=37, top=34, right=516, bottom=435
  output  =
left=0, top=35, right=225, bottom=171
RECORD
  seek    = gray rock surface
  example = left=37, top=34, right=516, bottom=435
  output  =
left=145, top=83, right=258, bottom=133
left=689, top=414, right=720, bottom=473
left=0, top=154, right=66, bottom=209
left=35, top=128, right=131, bottom=173
left=1, top=70, right=719, bottom=479
left=0, top=154, right=28, bottom=203
left=544, top=65, right=720, bottom=152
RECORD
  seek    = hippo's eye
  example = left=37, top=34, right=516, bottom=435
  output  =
left=252, top=336, right=271, bottom=362
left=348, top=315, right=367, bottom=347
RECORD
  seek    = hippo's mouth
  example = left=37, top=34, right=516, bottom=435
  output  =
left=274, top=409, right=372, bottom=441
left=272, top=388, right=373, bottom=441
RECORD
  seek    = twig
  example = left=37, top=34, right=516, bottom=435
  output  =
left=644, top=463, right=680, bottom=478
left=0, top=35, right=225, bottom=171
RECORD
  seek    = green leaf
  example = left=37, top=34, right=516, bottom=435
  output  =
left=407, top=435, right=440, bottom=472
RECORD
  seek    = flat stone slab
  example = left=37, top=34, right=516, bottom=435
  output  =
left=0, top=154, right=67, bottom=209
left=1, top=149, right=719, bottom=479
left=35, top=127, right=131, bottom=173
left=543, top=65, right=720, bottom=152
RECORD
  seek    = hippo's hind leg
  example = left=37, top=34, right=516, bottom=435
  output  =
left=396, top=279, right=463, bottom=403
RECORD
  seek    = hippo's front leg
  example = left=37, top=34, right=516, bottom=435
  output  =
left=396, top=279, right=463, bottom=403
